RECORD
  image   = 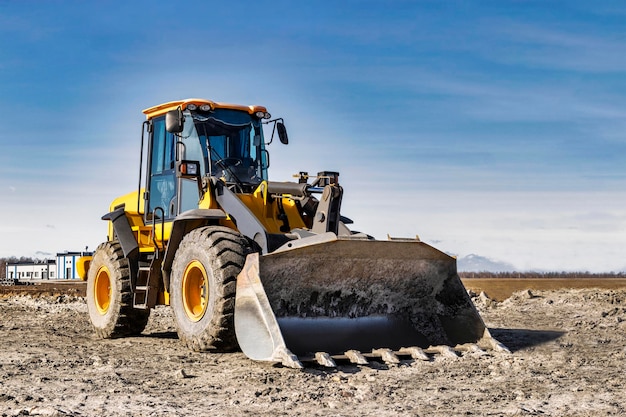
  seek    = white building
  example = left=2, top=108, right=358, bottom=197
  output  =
left=5, top=259, right=56, bottom=282
left=4, top=250, right=93, bottom=284
left=56, top=251, right=92, bottom=280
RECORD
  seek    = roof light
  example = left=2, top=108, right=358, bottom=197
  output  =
left=187, top=103, right=197, bottom=111
left=256, top=111, right=272, bottom=119
left=199, top=104, right=212, bottom=111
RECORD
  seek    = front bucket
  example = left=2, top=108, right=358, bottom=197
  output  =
left=234, top=235, right=497, bottom=367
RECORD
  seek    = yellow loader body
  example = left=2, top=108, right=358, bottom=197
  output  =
left=82, top=98, right=505, bottom=368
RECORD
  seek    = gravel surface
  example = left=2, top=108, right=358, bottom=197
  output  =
left=1, top=289, right=625, bottom=416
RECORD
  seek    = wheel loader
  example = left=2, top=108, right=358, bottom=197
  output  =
left=80, top=98, right=506, bottom=368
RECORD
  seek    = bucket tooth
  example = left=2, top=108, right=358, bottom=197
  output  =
left=315, top=352, right=336, bottom=367
left=489, top=339, right=511, bottom=354
left=492, top=341, right=511, bottom=353
left=440, top=346, right=459, bottom=358
left=372, top=348, right=400, bottom=364
left=482, top=328, right=511, bottom=353
left=345, top=350, right=368, bottom=365
left=456, top=343, right=487, bottom=355
left=398, top=346, right=430, bottom=361
left=276, top=346, right=304, bottom=369
left=427, top=345, right=458, bottom=358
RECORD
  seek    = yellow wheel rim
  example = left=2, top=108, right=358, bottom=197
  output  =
left=94, top=266, right=111, bottom=315
left=182, top=260, right=209, bottom=322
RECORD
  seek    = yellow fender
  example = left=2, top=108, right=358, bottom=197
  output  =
left=76, top=256, right=92, bottom=281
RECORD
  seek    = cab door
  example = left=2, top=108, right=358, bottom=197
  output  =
left=146, top=116, right=177, bottom=221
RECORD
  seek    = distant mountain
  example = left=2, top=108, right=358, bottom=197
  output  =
left=456, top=254, right=516, bottom=273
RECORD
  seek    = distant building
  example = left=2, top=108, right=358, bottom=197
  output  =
left=4, top=251, right=93, bottom=284
left=5, top=259, right=56, bottom=282
left=56, top=251, right=92, bottom=280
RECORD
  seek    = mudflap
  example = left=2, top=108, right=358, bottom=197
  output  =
left=234, top=235, right=504, bottom=368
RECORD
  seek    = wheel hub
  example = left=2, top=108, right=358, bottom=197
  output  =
left=94, top=266, right=111, bottom=315
left=182, top=260, right=209, bottom=322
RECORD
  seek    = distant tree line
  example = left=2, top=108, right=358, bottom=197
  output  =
left=459, top=271, right=626, bottom=279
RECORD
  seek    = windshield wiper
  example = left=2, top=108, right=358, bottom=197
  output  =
left=205, top=140, right=245, bottom=190
left=196, top=122, right=247, bottom=190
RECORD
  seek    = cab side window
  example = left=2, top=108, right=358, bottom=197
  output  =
left=148, top=117, right=177, bottom=219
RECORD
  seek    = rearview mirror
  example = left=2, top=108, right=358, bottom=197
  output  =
left=277, top=122, right=289, bottom=145
left=166, top=108, right=184, bottom=133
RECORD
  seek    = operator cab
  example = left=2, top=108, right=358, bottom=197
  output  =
left=191, top=108, right=267, bottom=185
left=143, top=100, right=284, bottom=222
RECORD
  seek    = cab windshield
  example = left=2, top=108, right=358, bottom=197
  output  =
left=180, top=108, right=268, bottom=185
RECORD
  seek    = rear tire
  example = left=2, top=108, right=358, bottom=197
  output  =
left=170, top=226, right=248, bottom=352
left=86, top=241, right=150, bottom=338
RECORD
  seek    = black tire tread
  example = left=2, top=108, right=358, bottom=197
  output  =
left=170, top=226, right=248, bottom=352
left=87, top=241, right=150, bottom=338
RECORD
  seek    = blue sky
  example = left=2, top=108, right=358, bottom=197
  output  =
left=1, top=1, right=625, bottom=271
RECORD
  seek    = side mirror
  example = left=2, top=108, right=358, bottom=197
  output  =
left=166, top=108, right=184, bottom=133
left=277, top=122, right=289, bottom=145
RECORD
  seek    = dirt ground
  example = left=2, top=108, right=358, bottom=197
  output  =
left=1, top=288, right=625, bottom=416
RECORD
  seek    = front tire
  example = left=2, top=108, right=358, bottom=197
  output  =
left=86, top=241, right=150, bottom=338
left=170, top=226, right=248, bottom=352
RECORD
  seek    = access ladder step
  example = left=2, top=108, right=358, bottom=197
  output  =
left=133, top=264, right=159, bottom=309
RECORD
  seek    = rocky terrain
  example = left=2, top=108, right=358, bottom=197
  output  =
left=1, top=288, right=625, bottom=416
